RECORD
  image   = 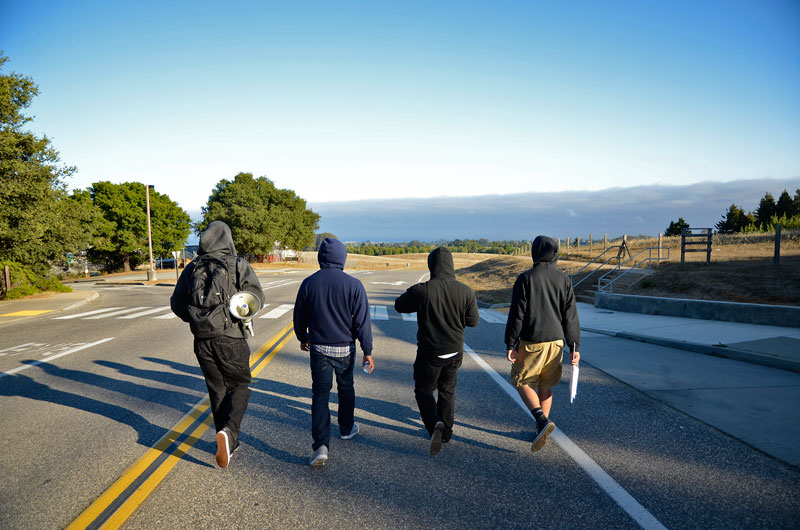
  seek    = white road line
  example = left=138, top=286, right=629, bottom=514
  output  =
left=54, top=307, right=124, bottom=320
left=260, top=303, right=294, bottom=319
left=261, top=280, right=300, bottom=291
left=153, top=313, right=178, bottom=319
left=401, top=312, right=417, bottom=322
left=85, top=307, right=151, bottom=319
left=0, top=338, right=115, bottom=379
left=118, top=306, right=171, bottom=319
left=370, top=305, right=389, bottom=320
left=417, top=272, right=429, bottom=283
left=463, top=344, right=667, bottom=530
left=478, top=308, right=506, bottom=324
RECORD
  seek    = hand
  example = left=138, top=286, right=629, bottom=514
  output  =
left=507, top=349, right=517, bottom=363
left=571, top=350, right=580, bottom=366
left=363, top=355, right=374, bottom=374
left=301, top=341, right=310, bottom=352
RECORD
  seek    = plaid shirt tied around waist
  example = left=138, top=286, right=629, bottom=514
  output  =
left=311, top=343, right=355, bottom=358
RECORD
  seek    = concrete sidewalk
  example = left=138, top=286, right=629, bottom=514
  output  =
left=577, top=302, right=800, bottom=468
left=0, top=289, right=98, bottom=325
left=578, top=302, right=800, bottom=373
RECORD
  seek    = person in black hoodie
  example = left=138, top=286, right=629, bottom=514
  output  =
left=395, top=247, right=479, bottom=455
left=505, top=235, right=580, bottom=452
left=170, top=221, right=264, bottom=468
left=293, top=237, right=374, bottom=468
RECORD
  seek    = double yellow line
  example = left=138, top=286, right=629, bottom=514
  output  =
left=67, top=322, right=295, bottom=530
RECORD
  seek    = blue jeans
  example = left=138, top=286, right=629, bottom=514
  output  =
left=310, top=350, right=356, bottom=450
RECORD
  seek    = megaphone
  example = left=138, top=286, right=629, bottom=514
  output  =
left=229, top=291, right=261, bottom=337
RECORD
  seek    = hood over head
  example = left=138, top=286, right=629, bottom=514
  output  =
left=318, top=237, right=346, bottom=269
left=428, top=247, right=455, bottom=279
left=531, top=235, right=559, bottom=265
left=198, top=221, right=237, bottom=257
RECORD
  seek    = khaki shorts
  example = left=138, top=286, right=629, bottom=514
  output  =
left=510, top=339, right=564, bottom=390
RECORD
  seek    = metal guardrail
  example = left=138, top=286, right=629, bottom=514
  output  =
left=570, top=245, right=622, bottom=288
left=597, top=246, right=670, bottom=293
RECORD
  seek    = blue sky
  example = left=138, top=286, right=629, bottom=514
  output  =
left=2, top=1, right=798, bottom=238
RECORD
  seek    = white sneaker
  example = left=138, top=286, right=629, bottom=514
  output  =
left=309, top=445, right=328, bottom=468
left=341, top=423, right=360, bottom=440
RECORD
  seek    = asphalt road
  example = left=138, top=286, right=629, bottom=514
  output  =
left=0, top=268, right=798, bottom=529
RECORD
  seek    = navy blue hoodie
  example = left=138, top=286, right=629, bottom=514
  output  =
left=293, top=238, right=373, bottom=354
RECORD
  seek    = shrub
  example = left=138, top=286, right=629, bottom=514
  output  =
left=0, top=260, right=72, bottom=299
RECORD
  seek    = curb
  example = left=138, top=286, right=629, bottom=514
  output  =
left=63, top=291, right=99, bottom=311
left=582, top=326, right=800, bottom=374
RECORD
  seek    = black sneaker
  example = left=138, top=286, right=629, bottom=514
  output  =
left=531, top=420, right=555, bottom=452
left=430, top=421, right=445, bottom=455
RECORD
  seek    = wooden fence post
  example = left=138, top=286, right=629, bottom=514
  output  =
left=589, top=233, right=593, bottom=255
left=775, top=224, right=782, bottom=265
left=3, top=265, right=10, bottom=293
left=604, top=233, right=607, bottom=251
left=658, top=233, right=662, bottom=264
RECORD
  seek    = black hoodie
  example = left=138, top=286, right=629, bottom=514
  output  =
left=504, top=235, right=580, bottom=352
left=395, top=247, right=479, bottom=357
left=170, top=221, right=263, bottom=339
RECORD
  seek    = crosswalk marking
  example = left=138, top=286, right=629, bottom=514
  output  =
left=50, top=303, right=504, bottom=324
left=401, top=312, right=417, bottom=322
left=85, top=307, right=151, bottom=319
left=54, top=307, right=124, bottom=320
left=370, top=305, right=389, bottom=320
left=260, top=280, right=301, bottom=291
left=260, top=303, right=294, bottom=319
left=118, top=306, right=171, bottom=319
left=478, top=308, right=506, bottom=324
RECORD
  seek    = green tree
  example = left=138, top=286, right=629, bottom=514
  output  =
left=313, top=232, right=338, bottom=251
left=776, top=189, right=794, bottom=219
left=755, top=192, right=777, bottom=228
left=793, top=189, right=800, bottom=218
left=0, top=54, right=81, bottom=272
left=88, top=181, right=191, bottom=271
left=664, top=217, right=690, bottom=236
left=715, top=204, right=750, bottom=234
left=199, top=173, right=319, bottom=257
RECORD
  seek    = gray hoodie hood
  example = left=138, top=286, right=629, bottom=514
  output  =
left=198, top=221, right=237, bottom=257
left=531, top=235, right=559, bottom=265
left=428, top=247, right=455, bottom=279
left=318, top=237, right=346, bottom=269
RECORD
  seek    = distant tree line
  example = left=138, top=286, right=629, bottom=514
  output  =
left=345, top=239, right=528, bottom=256
left=664, top=189, right=800, bottom=236
left=0, top=54, right=318, bottom=296
left=714, top=189, right=800, bottom=233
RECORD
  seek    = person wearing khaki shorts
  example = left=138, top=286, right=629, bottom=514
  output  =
left=505, top=236, right=581, bottom=452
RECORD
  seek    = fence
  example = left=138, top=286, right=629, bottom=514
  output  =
left=560, top=229, right=798, bottom=265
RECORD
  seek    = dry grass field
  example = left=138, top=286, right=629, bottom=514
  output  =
left=456, top=232, right=800, bottom=307
left=252, top=232, right=800, bottom=307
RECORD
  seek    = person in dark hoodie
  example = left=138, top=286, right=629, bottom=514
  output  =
left=394, top=247, right=479, bottom=455
left=170, top=220, right=263, bottom=468
left=505, top=235, right=580, bottom=452
left=293, top=237, right=374, bottom=468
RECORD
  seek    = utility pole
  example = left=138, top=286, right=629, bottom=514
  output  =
left=146, top=184, right=157, bottom=281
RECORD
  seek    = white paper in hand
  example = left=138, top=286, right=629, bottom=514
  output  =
left=570, top=364, right=579, bottom=403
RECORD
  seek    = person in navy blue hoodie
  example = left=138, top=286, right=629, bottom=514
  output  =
left=293, top=237, right=374, bottom=468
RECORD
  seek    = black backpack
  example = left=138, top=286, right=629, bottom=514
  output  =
left=186, top=255, right=238, bottom=338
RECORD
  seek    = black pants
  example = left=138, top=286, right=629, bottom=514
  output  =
left=413, top=354, right=462, bottom=439
left=194, top=335, right=252, bottom=444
